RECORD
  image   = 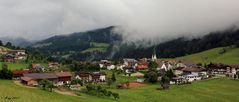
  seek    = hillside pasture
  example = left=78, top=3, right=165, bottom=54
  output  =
left=177, top=46, right=239, bottom=64
left=0, top=62, right=28, bottom=70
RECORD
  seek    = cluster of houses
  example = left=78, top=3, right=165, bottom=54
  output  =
left=13, top=63, right=106, bottom=87
left=9, top=50, right=239, bottom=87
left=0, top=48, right=27, bottom=62
left=98, top=53, right=239, bottom=84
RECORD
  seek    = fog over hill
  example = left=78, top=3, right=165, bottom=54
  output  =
left=0, top=37, right=35, bottom=47
left=1, top=0, right=239, bottom=46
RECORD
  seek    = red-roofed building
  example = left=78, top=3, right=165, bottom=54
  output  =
left=13, top=69, right=31, bottom=79
left=136, top=65, right=148, bottom=70
left=55, top=72, right=72, bottom=85
left=21, top=77, right=37, bottom=86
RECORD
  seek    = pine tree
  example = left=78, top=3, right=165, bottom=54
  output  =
left=111, top=72, right=116, bottom=82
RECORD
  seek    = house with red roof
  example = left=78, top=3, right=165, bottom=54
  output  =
left=13, top=69, right=31, bottom=79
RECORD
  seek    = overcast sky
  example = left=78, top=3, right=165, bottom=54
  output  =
left=1, top=0, right=239, bottom=43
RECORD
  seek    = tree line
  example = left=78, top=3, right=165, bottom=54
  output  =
left=0, top=40, right=22, bottom=50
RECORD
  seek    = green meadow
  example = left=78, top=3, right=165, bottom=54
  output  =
left=0, top=62, right=48, bottom=71
left=177, top=46, right=239, bottom=64
left=0, top=78, right=239, bottom=102
left=0, top=62, right=28, bottom=70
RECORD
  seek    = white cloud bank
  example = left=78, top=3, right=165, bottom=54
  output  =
left=0, top=0, right=239, bottom=43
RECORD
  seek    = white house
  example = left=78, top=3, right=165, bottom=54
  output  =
left=184, top=74, right=201, bottom=82
left=157, top=62, right=173, bottom=71
left=116, top=65, right=125, bottom=70
left=107, top=65, right=116, bottom=70
left=99, top=74, right=106, bottom=81
left=99, top=64, right=104, bottom=68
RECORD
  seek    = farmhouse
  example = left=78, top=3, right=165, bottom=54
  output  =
left=7, top=50, right=27, bottom=60
left=48, top=62, right=60, bottom=69
left=75, top=71, right=106, bottom=82
left=21, top=77, right=37, bottom=86
left=228, top=64, right=239, bottom=74
left=2, top=54, right=15, bottom=62
left=13, top=69, right=31, bottom=79
left=55, top=72, right=72, bottom=85
left=136, top=59, right=149, bottom=70
left=75, top=71, right=91, bottom=82
left=174, top=66, right=207, bottom=82
left=170, top=76, right=188, bottom=85
left=21, top=72, right=72, bottom=86
left=206, top=63, right=228, bottom=74
left=123, top=58, right=138, bottom=68
left=91, top=72, right=106, bottom=82
left=31, top=64, right=46, bottom=72
left=157, top=61, right=173, bottom=71
left=21, top=73, right=58, bottom=86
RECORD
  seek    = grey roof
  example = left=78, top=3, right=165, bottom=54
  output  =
left=23, top=73, right=58, bottom=80
left=181, top=60, right=197, bottom=67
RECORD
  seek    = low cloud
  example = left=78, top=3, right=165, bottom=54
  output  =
left=1, top=0, right=239, bottom=44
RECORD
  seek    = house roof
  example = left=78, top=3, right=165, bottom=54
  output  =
left=181, top=67, right=204, bottom=72
left=207, top=63, right=228, bottom=69
left=55, top=72, right=72, bottom=77
left=229, top=64, right=239, bottom=68
left=175, top=67, right=184, bottom=70
left=32, top=64, right=41, bottom=69
left=13, top=70, right=30, bottom=75
left=136, top=65, right=148, bottom=69
left=157, top=62, right=164, bottom=68
left=21, top=77, right=33, bottom=82
left=131, top=72, right=144, bottom=77
left=180, top=60, right=197, bottom=67
left=91, top=72, right=106, bottom=76
left=23, top=73, right=58, bottom=80
left=75, top=71, right=90, bottom=77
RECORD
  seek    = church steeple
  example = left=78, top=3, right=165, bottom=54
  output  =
left=152, top=47, right=157, bottom=61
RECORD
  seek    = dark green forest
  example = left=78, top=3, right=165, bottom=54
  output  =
left=27, top=26, right=239, bottom=61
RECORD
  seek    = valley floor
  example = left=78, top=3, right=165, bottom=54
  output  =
left=0, top=78, right=239, bottom=102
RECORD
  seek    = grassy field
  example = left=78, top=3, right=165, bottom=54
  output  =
left=0, top=62, right=29, bottom=70
left=0, top=46, right=11, bottom=51
left=177, top=46, right=239, bottom=64
left=0, top=62, right=49, bottom=71
left=0, top=80, right=111, bottom=102
left=0, top=78, right=239, bottom=102
left=81, top=42, right=109, bottom=53
left=81, top=48, right=108, bottom=53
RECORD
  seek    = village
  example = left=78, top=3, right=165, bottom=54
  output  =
left=1, top=47, right=239, bottom=100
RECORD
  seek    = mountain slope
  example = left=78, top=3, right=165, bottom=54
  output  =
left=177, top=46, right=239, bottom=64
left=0, top=46, right=11, bottom=51
left=28, top=26, right=239, bottom=61
left=28, top=26, right=123, bottom=60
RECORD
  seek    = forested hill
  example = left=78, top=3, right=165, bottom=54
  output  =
left=27, top=26, right=123, bottom=60
left=28, top=26, right=239, bottom=60
left=118, top=28, right=239, bottom=58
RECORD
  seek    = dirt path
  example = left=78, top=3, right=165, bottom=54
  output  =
left=53, top=89, right=78, bottom=96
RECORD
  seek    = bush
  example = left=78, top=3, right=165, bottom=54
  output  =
left=112, top=93, right=120, bottom=100
left=39, top=79, right=54, bottom=92
left=0, top=64, right=13, bottom=80
left=84, top=84, right=119, bottom=99
left=111, top=72, right=116, bottom=82
left=145, top=71, right=158, bottom=83
left=71, top=79, right=83, bottom=86
left=160, top=76, right=170, bottom=90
